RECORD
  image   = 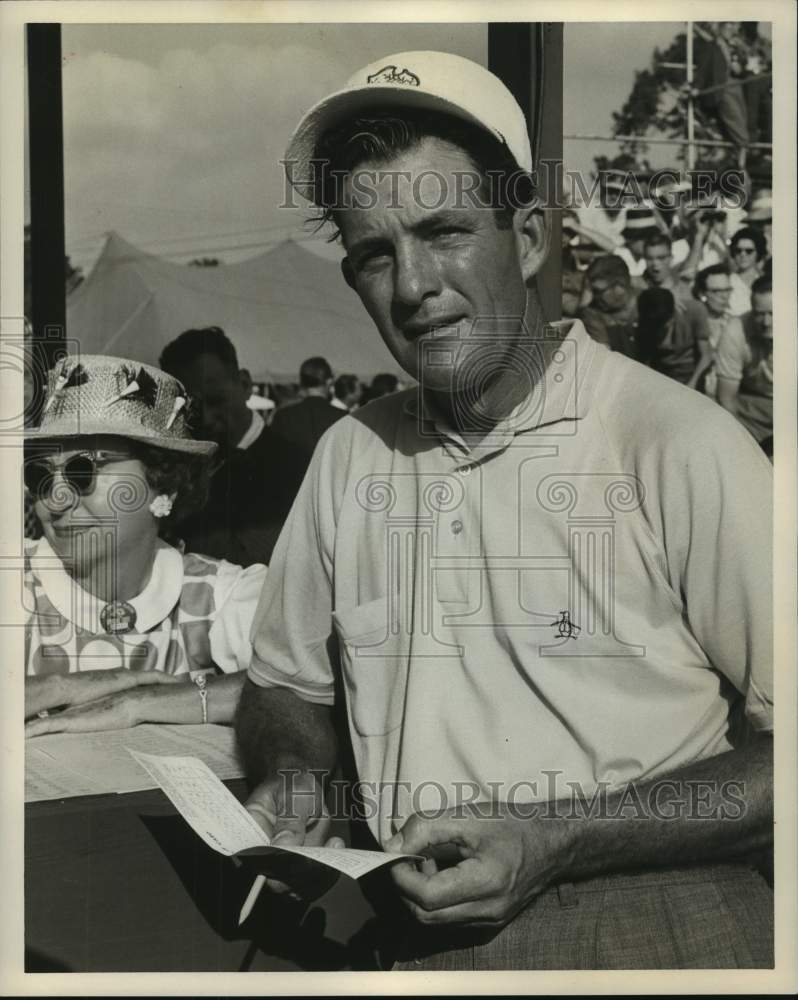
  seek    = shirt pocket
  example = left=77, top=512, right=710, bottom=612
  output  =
left=333, top=596, right=405, bottom=737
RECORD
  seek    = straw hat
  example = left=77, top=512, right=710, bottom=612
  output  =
left=27, top=355, right=217, bottom=456
left=621, top=206, right=663, bottom=238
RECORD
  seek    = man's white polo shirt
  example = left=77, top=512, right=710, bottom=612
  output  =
left=248, top=321, right=772, bottom=846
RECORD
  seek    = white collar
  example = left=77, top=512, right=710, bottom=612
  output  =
left=403, top=319, right=596, bottom=441
left=236, top=409, right=265, bottom=450
left=31, top=535, right=184, bottom=634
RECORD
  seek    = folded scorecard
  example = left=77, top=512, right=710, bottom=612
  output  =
left=129, top=750, right=419, bottom=879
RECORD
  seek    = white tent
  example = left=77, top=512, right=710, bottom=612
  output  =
left=66, top=231, right=404, bottom=382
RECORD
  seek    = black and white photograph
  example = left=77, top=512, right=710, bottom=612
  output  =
left=1, top=0, right=795, bottom=993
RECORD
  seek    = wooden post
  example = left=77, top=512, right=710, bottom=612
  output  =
left=686, top=21, right=696, bottom=171
left=26, top=22, right=66, bottom=412
left=488, top=22, right=563, bottom=322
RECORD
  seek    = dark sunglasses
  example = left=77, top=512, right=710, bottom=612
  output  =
left=24, top=450, right=131, bottom=501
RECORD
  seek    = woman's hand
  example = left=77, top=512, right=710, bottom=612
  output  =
left=25, top=686, right=153, bottom=737
left=25, top=670, right=245, bottom=735
left=25, top=668, right=183, bottom=720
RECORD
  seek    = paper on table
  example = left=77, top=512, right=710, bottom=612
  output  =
left=25, top=744, right=105, bottom=801
left=129, top=750, right=420, bottom=878
left=25, top=724, right=242, bottom=802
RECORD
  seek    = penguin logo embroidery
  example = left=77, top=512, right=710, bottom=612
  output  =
left=551, top=611, right=580, bottom=641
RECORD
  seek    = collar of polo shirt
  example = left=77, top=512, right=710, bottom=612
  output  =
left=404, top=319, right=595, bottom=450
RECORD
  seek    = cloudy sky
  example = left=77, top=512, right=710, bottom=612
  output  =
left=56, top=20, right=696, bottom=275
left=60, top=22, right=486, bottom=273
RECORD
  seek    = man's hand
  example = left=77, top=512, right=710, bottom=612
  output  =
left=25, top=668, right=183, bottom=720
left=386, top=738, right=773, bottom=930
left=690, top=214, right=711, bottom=244
left=244, top=769, right=344, bottom=897
left=385, top=804, right=573, bottom=928
left=235, top=684, right=339, bottom=903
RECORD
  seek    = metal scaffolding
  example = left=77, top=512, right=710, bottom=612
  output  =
left=564, top=22, right=773, bottom=165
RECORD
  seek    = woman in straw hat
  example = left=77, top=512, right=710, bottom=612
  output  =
left=24, top=355, right=266, bottom=735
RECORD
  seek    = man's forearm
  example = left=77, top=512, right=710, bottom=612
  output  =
left=234, top=678, right=338, bottom=786
left=559, top=734, right=772, bottom=881
left=679, top=231, right=706, bottom=278
left=687, top=342, right=714, bottom=389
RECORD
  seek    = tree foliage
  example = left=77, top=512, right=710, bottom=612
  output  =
left=595, top=23, right=732, bottom=176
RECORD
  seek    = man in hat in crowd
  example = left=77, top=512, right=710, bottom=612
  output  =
left=235, top=51, right=773, bottom=970
left=613, top=207, right=660, bottom=278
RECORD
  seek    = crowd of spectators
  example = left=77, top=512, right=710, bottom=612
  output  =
left=157, top=331, right=405, bottom=563
left=250, top=369, right=405, bottom=417
left=565, top=182, right=773, bottom=459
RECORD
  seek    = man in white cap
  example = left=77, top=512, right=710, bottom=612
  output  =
left=613, top=207, right=661, bottom=278
left=236, top=51, right=773, bottom=970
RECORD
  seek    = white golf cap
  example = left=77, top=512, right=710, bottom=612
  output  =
left=284, top=50, right=532, bottom=200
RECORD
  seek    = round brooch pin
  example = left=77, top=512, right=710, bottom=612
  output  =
left=100, top=600, right=137, bottom=635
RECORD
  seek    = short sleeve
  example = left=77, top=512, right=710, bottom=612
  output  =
left=675, top=297, right=709, bottom=344
left=715, top=322, right=748, bottom=381
left=654, top=407, right=773, bottom=732
left=246, top=423, right=347, bottom=706
left=208, top=562, right=268, bottom=674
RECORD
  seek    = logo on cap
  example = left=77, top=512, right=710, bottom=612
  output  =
left=366, top=65, right=420, bottom=87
